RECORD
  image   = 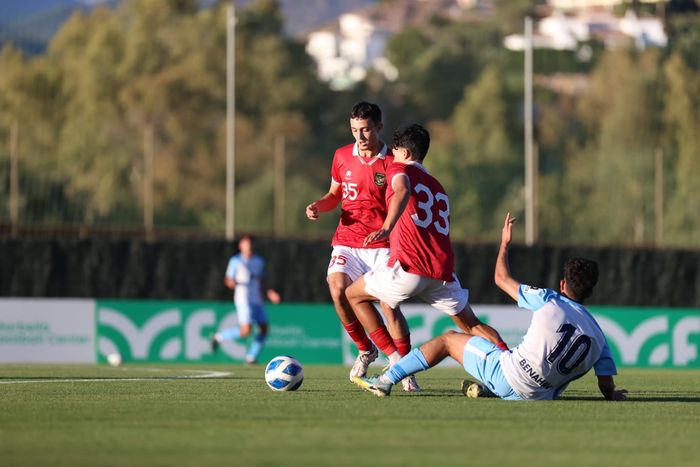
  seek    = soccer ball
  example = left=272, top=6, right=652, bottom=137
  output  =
left=107, top=352, right=122, bottom=367
left=264, top=355, right=304, bottom=391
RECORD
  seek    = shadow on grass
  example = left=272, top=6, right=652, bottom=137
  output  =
left=0, top=376, right=235, bottom=381
left=561, top=394, right=700, bottom=403
left=394, top=388, right=700, bottom=402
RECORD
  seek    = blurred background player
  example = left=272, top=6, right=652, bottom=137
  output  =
left=354, top=213, right=627, bottom=401
left=211, top=235, right=281, bottom=364
left=346, top=124, right=508, bottom=378
left=306, top=101, right=417, bottom=391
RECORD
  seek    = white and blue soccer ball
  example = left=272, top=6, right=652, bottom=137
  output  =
left=264, top=355, right=304, bottom=391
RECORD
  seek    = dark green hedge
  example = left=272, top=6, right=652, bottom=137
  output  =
left=1, top=238, right=698, bottom=307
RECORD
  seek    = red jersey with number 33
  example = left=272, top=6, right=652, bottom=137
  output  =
left=386, top=162, right=455, bottom=282
left=330, top=143, right=393, bottom=248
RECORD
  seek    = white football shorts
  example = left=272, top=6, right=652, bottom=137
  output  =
left=363, top=262, right=469, bottom=316
left=326, top=246, right=391, bottom=282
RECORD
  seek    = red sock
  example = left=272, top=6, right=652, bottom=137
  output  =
left=369, top=326, right=398, bottom=357
left=342, top=319, right=372, bottom=352
left=393, top=333, right=412, bottom=357
left=496, top=341, right=509, bottom=351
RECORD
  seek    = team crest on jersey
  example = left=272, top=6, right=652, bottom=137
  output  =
left=346, top=170, right=352, bottom=179
left=374, top=172, right=386, bottom=187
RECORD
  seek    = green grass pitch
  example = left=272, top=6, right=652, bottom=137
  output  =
left=1, top=364, right=698, bottom=467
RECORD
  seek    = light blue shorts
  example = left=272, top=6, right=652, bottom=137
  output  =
left=235, top=302, right=267, bottom=326
left=462, top=337, right=523, bottom=401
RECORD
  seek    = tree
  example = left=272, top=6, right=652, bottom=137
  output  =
left=428, top=65, right=521, bottom=239
left=570, top=49, right=662, bottom=244
left=384, top=21, right=502, bottom=123
left=663, top=52, right=700, bottom=245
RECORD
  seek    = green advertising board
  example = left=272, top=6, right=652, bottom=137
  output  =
left=97, top=301, right=342, bottom=364
left=590, top=306, right=700, bottom=368
left=95, top=300, right=699, bottom=368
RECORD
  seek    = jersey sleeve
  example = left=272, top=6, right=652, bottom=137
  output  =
left=593, top=341, right=618, bottom=376
left=225, top=257, right=239, bottom=279
left=330, top=151, right=342, bottom=185
left=517, top=285, right=558, bottom=311
left=385, top=163, right=408, bottom=200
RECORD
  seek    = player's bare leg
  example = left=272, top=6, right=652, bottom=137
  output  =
left=418, top=331, right=472, bottom=366
left=328, top=272, right=378, bottom=380
left=327, top=272, right=356, bottom=324
left=379, top=302, right=409, bottom=342
left=210, top=323, right=253, bottom=355
left=378, top=301, right=420, bottom=392
left=353, top=331, right=471, bottom=396
left=346, top=277, right=401, bottom=364
left=244, top=322, right=268, bottom=364
left=450, top=304, right=509, bottom=351
left=421, top=331, right=496, bottom=398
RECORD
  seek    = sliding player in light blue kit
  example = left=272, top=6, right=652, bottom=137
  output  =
left=354, top=213, right=628, bottom=401
left=211, top=235, right=281, bottom=364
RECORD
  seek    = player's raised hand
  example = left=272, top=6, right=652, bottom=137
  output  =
left=306, top=203, right=319, bottom=220
left=501, top=212, right=516, bottom=247
left=364, top=228, right=389, bottom=247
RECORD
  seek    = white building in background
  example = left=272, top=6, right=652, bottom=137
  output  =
left=504, top=9, right=667, bottom=52
left=618, top=9, right=667, bottom=49
left=306, top=13, right=396, bottom=90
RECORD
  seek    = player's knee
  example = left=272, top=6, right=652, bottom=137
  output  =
left=328, top=283, right=347, bottom=304
left=443, top=332, right=470, bottom=360
left=239, top=325, right=252, bottom=337
left=443, top=330, right=468, bottom=346
left=441, top=331, right=459, bottom=347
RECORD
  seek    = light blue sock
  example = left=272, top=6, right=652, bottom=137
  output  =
left=219, top=326, right=241, bottom=341
left=385, top=348, right=430, bottom=384
left=246, top=334, right=266, bottom=361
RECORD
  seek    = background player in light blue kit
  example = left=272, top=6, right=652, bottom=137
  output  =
left=354, top=213, right=628, bottom=401
left=211, top=235, right=281, bottom=364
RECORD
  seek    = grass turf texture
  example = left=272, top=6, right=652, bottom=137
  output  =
left=1, top=365, right=698, bottom=467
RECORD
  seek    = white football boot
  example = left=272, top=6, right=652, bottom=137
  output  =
left=401, top=375, right=421, bottom=393
left=349, top=345, right=378, bottom=382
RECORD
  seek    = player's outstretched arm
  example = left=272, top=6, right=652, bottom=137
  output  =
left=597, top=375, right=628, bottom=401
left=306, top=183, right=342, bottom=220
left=494, top=212, right=520, bottom=301
left=363, top=174, right=409, bottom=246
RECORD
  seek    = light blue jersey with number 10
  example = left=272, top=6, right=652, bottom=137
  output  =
left=499, top=285, right=617, bottom=400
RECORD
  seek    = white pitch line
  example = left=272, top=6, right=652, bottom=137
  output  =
left=0, top=368, right=231, bottom=385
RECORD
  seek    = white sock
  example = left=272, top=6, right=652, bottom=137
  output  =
left=379, top=374, right=392, bottom=384
left=388, top=351, right=401, bottom=366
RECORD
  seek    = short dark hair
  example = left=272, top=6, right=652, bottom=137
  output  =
left=238, top=234, right=254, bottom=243
left=392, top=124, right=430, bottom=161
left=350, top=101, right=382, bottom=124
left=563, top=257, right=598, bottom=301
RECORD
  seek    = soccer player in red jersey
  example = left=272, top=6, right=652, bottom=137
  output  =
left=346, top=124, right=508, bottom=371
left=306, top=102, right=418, bottom=391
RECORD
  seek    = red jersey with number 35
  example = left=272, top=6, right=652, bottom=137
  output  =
left=386, top=162, right=455, bottom=282
left=330, top=143, right=393, bottom=248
